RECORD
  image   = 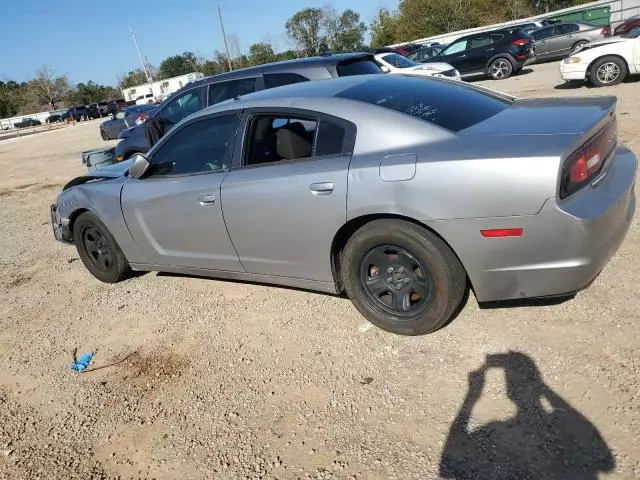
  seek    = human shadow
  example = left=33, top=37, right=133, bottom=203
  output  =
left=440, top=351, right=614, bottom=480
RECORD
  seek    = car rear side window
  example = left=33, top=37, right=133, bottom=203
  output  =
left=208, top=78, right=257, bottom=106
left=336, top=58, right=382, bottom=76
left=264, top=73, right=309, bottom=89
left=555, top=23, right=578, bottom=35
left=336, top=76, right=510, bottom=133
left=245, top=115, right=318, bottom=166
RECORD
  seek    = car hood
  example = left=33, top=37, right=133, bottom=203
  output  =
left=582, top=36, right=629, bottom=49
left=62, top=159, right=133, bottom=190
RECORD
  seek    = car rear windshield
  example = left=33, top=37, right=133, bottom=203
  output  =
left=336, top=58, right=382, bottom=76
left=336, top=76, right=511, bottom=132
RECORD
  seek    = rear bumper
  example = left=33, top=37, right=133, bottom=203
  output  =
left=51, top=204, right=73, bottom=243
left=560, top=62, right=588, bottom=81
left=429, top=144, right=636, bottom=302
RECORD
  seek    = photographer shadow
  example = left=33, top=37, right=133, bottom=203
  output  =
left=440, top=352, right=614, bottom=480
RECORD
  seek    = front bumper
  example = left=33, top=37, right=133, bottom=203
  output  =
left=429, top=144, right=636, bottom=302
left=50, top=204, right=73, bottom=243
left=560, top=62, right=588, bottom=81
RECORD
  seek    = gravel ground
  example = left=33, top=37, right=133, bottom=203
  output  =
left=0, top=62, right=639, bottom=480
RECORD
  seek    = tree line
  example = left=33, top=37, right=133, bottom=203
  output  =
left=3, top=0, right=590, bottom=116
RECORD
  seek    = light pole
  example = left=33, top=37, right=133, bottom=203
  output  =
left=217, top=0, right=233, bottom=71
left=129, top=25, right=153, bottom=83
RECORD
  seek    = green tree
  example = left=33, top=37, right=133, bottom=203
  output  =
left=157, top=51, right=199, bottom=79
left=285, top=7, right=327, bottom=56
left=201, top=60, right=225, bottom=76
left=248, top=42, right=275, bottom=66
left=370, top=8, right=399, bottom=48
left=118, top=69, right=149, bottom=89
left=327, top=9, right=367, bottom=53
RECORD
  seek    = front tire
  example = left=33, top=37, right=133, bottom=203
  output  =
left=571, top=40, right=588, bottom=54
left=488, top=57, right=513, bottom=80
left=341, top=220, right=466, bottom=335
left=73, top=212, right=131, bottom=283
left=589, top=56, right=627, bottom=87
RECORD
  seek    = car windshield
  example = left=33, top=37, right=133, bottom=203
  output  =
left=624, top=27, right=640, bottom=38
left=336, top=76, right=511, bottom=132
left=382, top=53, right=417, bottom=69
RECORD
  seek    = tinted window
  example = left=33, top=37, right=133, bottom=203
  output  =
left=208, top=78, right=257, bottom=106
left=532, top=27, right=554, bottom=40
left=336, top=58, right=382, bottom=76
left=316, top=120, right=350, bottom=156
left=264, top=73, right=309, bottom=89
left=159, top=87, right=204, bottom=124
left=382, top=53, right=416, bottom=68
left=441, top=39, right=468, bottom=55
left=469, top=36, right=492, bottom=49
left=490, top=33, right=505, bottom=43
left=149, top=114, right=239, bottom=176
left=336, top=76, right=510, bottom=132
left=245, top=115, right=318, bottom=165
left=555, top=23, right=578, bottom=35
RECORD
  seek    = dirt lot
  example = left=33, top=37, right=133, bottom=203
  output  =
left=1, top=61, right=639, bottom=480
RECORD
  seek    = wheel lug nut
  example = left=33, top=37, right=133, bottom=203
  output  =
left=398, top=266, right=404, bottom=273
left=386, top=277, right=393, bottom=283
left=387, top=267, right=394, bottom=274
left=404, top=278, right=410, bottom=284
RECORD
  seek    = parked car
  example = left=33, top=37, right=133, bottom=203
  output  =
left=510, top=19, right=561, bottom=34
left=114, top=52, right=382, bottom=162
left=107, top=99, right=127, bottom=115
left=433, top=28, right=535, bottom=80
left=374, top=53, right=461, bottom=81
left=87, top=102, right=110, bottom=119
left=373, top=43, right=423, bottom=57
left=560, top=28, right=640, bottom=86
left=15, top=118, right=41, bottom=128
left=64, top=106, right=87, bottom=122
left=613, top=14, right=640, bottom=36
left=51, top=75, right=636, bottom=336
left=407, top=45, right=446, bottom=63
left=46, top=113, right=65, bottom=123
left=531, top=21, right=611, bottom=60
left=100, top=105, right=159, bottom=140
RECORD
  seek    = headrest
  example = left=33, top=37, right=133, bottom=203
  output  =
left=276, top=122, right=312, bottom=160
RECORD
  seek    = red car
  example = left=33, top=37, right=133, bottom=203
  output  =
left=614, top=14, right=640, bottom=36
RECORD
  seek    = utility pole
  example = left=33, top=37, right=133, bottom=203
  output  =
left=129, top=25, right=153, bottom=83
left=217, top=1, right=233, bottom=71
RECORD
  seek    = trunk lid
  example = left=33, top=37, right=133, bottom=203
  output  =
left=459, top=96, right=616, bottom=137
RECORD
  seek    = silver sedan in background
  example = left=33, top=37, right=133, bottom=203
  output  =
left=99, top=105, right=158, bottom=140
left=51, top=75, right=636, bottom=335
left=531, top=21, right=612, bottom=59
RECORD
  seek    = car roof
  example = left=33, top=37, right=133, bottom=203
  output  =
left=184, top=52, right=374, bottom=89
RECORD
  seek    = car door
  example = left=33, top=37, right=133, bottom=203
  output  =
left=156, top=85, right=206, bottom=130
left=221, top=109, right=356, bottom=283
left=547, top=23, right=579, bottom=57
left=531, top=26, right=555, bottom=57
left=464, top=34, right=499, bottom=72
left=120, top=113, right=244, bottom=271
left=437, top=38, right=472, bottom=73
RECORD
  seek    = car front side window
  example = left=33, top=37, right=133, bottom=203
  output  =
left=441, top=39, right=468, bottom=55
left=147, top=114, right=239, bottom=177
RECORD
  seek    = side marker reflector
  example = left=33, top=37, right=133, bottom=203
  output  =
left=480, top=228, right=524, bottom=238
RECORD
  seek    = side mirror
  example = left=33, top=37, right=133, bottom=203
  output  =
left=380, top=65, right=390, bottom=73
left=129, top=153, right=150, bottom=179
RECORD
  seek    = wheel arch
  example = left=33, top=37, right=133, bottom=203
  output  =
left=330, top=213, right=471, bottom=294
left=587, top=54, right=629, bottom=78
left=68, top=208, right=90, bottom=237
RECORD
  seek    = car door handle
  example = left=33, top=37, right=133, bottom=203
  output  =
left=198, top=193, right=216, bottom=206
left=487, top=48, right=494, bottom=51
left=310, top=182, right=334, bottom=196
left=456, top=54, right=466, bottom=58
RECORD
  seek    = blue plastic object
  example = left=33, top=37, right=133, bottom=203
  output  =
left=70, top=352, right=94, bottom=372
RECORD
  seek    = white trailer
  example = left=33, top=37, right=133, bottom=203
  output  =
left=121, top=72, right=205, bottom=105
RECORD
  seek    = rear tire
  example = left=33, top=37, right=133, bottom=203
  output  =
left=589, top=56, right=627, bottom=87
left=73, top=212, right=131, bottom=283
left=341, top=219, right=467, bottom=336
left=488, top=57, right=513, bottom=80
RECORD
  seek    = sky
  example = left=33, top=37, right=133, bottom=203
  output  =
left=1, top=0, right=399, bottom=87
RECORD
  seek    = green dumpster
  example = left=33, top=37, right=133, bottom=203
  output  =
left=549, top=6, right=611, bottom=25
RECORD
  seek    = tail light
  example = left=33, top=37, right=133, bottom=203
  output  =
left=560, top=118, right=617, bottom=198
left=512, top=38, right=530, bottom=46
left=601, top=25, right=611, bottom=37
left=136, top=113, right=150, bottom=125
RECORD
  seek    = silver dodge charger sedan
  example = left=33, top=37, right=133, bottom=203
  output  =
left=51, top=75, right=636, bottom=335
